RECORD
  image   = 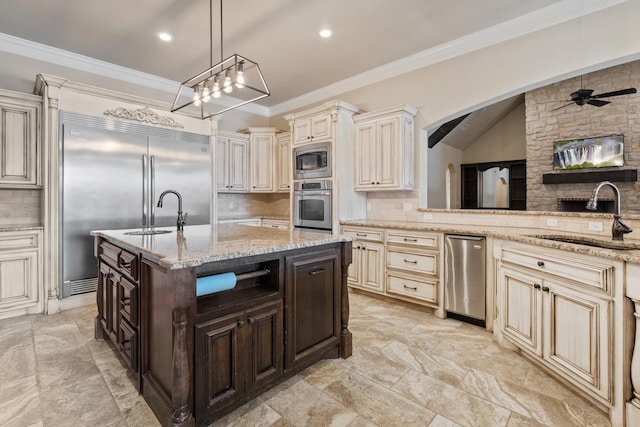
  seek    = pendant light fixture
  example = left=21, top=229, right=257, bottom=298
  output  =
left=171, top=0, right=270, bottom=118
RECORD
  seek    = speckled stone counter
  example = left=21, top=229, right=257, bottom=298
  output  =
left=341, top=219, right=640, bottom=263
left=92, top=223, right=348, bottom=269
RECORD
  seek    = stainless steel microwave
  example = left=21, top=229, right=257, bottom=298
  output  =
left=293, top=142, right=331, bottom=180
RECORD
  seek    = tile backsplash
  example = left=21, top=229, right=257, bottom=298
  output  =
left=217, top=193, right=290, bottom=219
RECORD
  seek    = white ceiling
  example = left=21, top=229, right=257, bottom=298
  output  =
left=0, top=0, right=614, bottom=116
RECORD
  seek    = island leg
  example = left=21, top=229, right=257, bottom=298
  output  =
left=628, top=298, right=640, bottom=425
left=340, top=241, right=353, bottom=358
left=171, top=307, right=194, bottom=427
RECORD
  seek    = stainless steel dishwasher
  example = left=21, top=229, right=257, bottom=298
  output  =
left=444, top=234, right=486, bottom=325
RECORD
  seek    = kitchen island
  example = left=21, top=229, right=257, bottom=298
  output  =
left=91, top=224, right=353, bottom=427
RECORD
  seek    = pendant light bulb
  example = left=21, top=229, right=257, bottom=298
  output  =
left=193, top=86, right=201, bottom=106
left=235, top=62, right=245, bottom=89
left=202, top=81, right=211, bottom=103
left=223, top=69, right=233, bottom=93
left=212, top=75, right=221, bottom=98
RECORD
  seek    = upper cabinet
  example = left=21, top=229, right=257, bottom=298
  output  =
left=248, top=127, right=277, bottom=193
left=216, top=131, right=249, bottom=193
left=0, top=90, right=41, bottom=188
left=292, top=113, right=332, bottom=146
left=353, top=105, right=416, bottom=191
left=276, top=132, right=291, bottom=192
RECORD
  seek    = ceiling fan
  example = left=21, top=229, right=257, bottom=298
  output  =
left=552, top=76, right=637, bottom=111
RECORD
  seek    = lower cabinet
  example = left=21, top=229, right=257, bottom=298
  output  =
left=285, top=248, right=341, bottom=370
left=195, top=299, right=283, bottom=419
left=0, top=229, right=42, bottom=319
left=343, top=227, right=385, bottom=293
left=498, top=241, right=614, bottom=404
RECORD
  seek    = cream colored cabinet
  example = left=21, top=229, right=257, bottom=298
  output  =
left=343, top=227, right=385, bottom=293
left=292, top=113, right=332, bottom=146
left=498, top=241, right=614, bottom=404
left=0, top=229, right=43, bottom=319
left=276, top=132, right=291, bottom=192
left=385, top=231, right=441, bottom=305
left=216, top=132, right=248, bottom=192
left=0, top=90, right=41, bottom=188
left=248, top=128, right=277, bottom=193
left=353, top=105, right=416, bottom=191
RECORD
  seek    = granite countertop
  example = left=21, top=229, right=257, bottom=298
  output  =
left=340, top=219, right=640, bottom=263
left=92, top=223, right=348, bottom=270
left=0, top=224, right=44, bottom=232
left=217, top=215, right=289, bottom=222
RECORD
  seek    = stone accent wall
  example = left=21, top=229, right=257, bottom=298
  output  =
left=526, top=60, right=640, bottom=213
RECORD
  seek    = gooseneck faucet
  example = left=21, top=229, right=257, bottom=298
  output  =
left=157, top=190, right=187, bottom=231
left=586, top=181, right=632, bottom=241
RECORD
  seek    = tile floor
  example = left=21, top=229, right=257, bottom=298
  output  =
left=0, top=291, right=611, bottom=427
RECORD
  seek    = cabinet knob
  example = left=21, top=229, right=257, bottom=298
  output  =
left=371, top=181, right=375, bottom=185
left=533, top=283, right=541, bottom=290
left=537, top=261, right=545, bottom=267
left=237, top=320, right=245, bottom=327
left=542, top=286, right=550, bottom=293
left=248, top=317, right=255, bottom=325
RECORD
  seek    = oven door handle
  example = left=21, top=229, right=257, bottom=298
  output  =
left=296, top=191, right=331, bottom=196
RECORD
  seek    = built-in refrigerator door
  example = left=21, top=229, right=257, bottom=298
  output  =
left=149, top=136, right=211, bottom=227
left=62, top=125, right=148, bottom=293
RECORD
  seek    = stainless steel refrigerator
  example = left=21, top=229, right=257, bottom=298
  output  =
left=60, top=111, right=212, bottom=297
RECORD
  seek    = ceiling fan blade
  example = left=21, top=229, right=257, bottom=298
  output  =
left=551, top=102, right=575, bottom=111
left=586, top=99, right=610, bottom=107
left=592, top=88, right=637, bottom=98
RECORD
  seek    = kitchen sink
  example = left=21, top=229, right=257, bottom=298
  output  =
left=123, top=229, right=173, bottom=235
left=530, top=235, right=640, bottom=250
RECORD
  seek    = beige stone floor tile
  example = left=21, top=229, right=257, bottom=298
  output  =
left=346, top=345, right=410, bottom=387
left=0, top=375, right=42, bottom=427
left=121, top=395, right=162, bottom=427
left=209, top=394, right=290, bottom=427
left=392, top=368, right=511, bottom=427
left=345, top=415, right=378, bottom=427
left=324, top=371, right=437, bottom=426
left=0, top=328, right=36, bottom=383
left=0, top=313, right=32, bottom=335
left=265, top=379, right=359, bottom=427
left=93, top=349, right=141, bottom=413
left=506, top=412, right=549, bottom=426
left=429, top=414, right=464, bottom=426
left=299, top=358, right=353, bottom=390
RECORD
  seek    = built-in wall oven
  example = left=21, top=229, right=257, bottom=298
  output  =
left=293, top=180, right=332, bottom=232
left=293, top=142, right=331, bottom=180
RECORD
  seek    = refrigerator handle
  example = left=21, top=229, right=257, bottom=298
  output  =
left=150, top=155, right=156, bottom=226
left=142, top=154, right=148, bottom=226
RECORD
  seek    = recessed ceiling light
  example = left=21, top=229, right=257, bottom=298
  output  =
left=318, top=28, right=333, bottom=38
left=157, top=32, right=174, bottom=42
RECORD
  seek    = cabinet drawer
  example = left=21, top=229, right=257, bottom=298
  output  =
left=500, top=245, right=614, bottom=294
left=0, top=231, right=39, bottom=251
left=119, top=277, right=138, bottom=327
left=387, top=250, right=438, bottom=275
left=118, top=319, right=138, bottom=372
left=118, top=249, right=138, bottom=281
left=342, top=228, right=383, bottom=242
left=387, top=273, right=438, bottom=304
left=99, top=241, right=121, bottom=266
left=386, top=231, right=439, bottom=249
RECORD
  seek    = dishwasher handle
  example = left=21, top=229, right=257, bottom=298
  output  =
left=446, top=235, right=485, bottom=241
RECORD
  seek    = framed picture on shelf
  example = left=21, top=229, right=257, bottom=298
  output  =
left=553, top=134, right=624, bottom=170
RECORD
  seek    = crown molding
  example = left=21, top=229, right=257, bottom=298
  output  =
left=0, top=32, right=270, bottom=117
left=268, top=0, right=628, bottom=116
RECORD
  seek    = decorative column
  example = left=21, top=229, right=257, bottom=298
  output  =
left=628, top=298, right=640, bottom=425
left=171, top=307, right=194, bottom=427
left=340, top=241, right=353, bottom=358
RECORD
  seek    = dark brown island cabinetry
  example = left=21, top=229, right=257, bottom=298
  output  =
left=94, top=229, right=352, bottom=427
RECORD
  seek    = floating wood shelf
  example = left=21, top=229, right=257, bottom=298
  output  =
left=542, top=169, right=638, bottom=184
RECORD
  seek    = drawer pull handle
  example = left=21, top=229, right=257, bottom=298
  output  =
left=537, top=261, right=545, bottom=267
left=542, top=286, right=550, bottom=293
left=248, top=317, right=255, bottom=325
left=533, top=283, right=541, bottom=290
left=403, top=284, right=418, bottom=291
left=356, top=233, right=368, bottom=237
left=271, top=225, right=279, bottom=228
left=120, top=260, right=131, bottom=269
left=403, top=238, right=418, bottom=242
left=309, top=268, right=326, bottom=276
left=403, top=259, right=418, bottom=264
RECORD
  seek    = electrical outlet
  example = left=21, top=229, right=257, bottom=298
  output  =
left=546, top=218, right=558, bottom=227
left=588, top=221, right=603, bottom=232
left=403, top=202, right=412, bottom=212
left=423, top=213, right=433, bottom=221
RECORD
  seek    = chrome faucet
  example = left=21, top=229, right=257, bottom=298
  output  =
left=157, top=190, right=187, bottom=231
left=586, top=181, right=632, bottom=241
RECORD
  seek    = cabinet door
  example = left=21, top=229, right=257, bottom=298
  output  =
left=215, top=138, right=230, bottom=191
left=500, top=266, right=542, bottom=356
left=347, top=246, right=362, bottom=287
left=276, top=134, right=291, bottom=192
left=246, top=300, right=283, bottom=392
left=97, top=261, right=111, bottom=332
left=292, top=119, right=311, bottom=145
left=360, top=242, right=385, bottom=293
left=376, top=117, right=400, bottom=188
left=310, top=114, right=331, bottom=141
left=195, top=312, right=245, bottom=417
left=0, top=102, right=38, bottom=187
left=250, top=134, right=275, bottom=192
left=228, top=138, right=248, bottom=191
left=354, top=122, right=377, bottom=189
left=285, top=249, right=340, bottom=369
left=543, top=280, right=611, bottom=402
left=0, top=248, right=39, bottom=314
